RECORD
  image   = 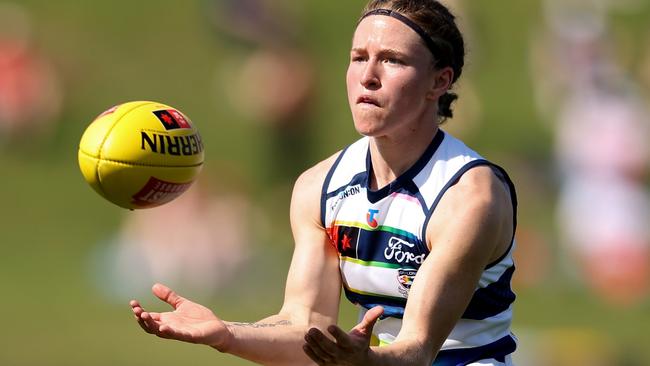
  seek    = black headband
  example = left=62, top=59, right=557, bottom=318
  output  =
left=359, top=8, right=452, bottom=69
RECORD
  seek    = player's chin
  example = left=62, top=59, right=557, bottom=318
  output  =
left=354, top=123, right=389, bottom=138
left=352, top=116, right=386, bottom=137
left=353, top=124, right=377, bottom=137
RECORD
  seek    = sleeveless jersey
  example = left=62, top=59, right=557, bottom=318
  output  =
left=321, top=130, right=518, bottom=365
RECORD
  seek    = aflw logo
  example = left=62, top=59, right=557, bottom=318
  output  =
left=141, top=131, right=204, bottom=156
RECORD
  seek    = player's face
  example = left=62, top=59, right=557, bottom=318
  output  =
left=347, top=15, right=437, bottom=138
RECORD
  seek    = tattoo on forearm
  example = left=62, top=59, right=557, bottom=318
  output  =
left=230, top=320, right=292, bottom=328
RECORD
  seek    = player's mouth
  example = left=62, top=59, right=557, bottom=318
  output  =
left=357, top=95, right=380, bottom=107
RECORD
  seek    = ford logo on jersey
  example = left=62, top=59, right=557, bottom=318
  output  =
left=384, top=237, right=425, bottom=265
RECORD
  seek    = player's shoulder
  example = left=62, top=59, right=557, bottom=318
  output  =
left=293, top=150, right=342, bottom=192
left=426, top=164, right=514, bottom=259
left=457, top=164, right=500, bottom=188
left=452, top=164, right=511, bottom=207
left=438, top=164, right=513, bottom=240
left=290, top=150, right=343, bottom=224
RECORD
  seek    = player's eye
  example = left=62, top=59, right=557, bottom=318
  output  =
left=351, top=54, right=367, bottom=62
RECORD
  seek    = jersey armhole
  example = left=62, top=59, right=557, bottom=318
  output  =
left=420, top=160, right=518, bottom=269
left=320, top=147, right=349, bottom=228
left=485, top=164, right=518, bottom=268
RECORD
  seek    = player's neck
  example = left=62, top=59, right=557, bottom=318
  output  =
left=368, top=124, right=439, bottom=190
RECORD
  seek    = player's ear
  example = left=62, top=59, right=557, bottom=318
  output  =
left=426, top=66, right=453, bottom=101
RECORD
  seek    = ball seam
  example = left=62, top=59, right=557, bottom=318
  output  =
left=94, top=102, right=154, bottom=196
left=97, top=101, right=155, bottom=160
left=79, top=149, right=203, bottom=168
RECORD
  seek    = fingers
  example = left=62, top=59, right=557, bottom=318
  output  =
left=134, top=311, right=181, bottom=341
left=136, top=311, right=161, bottom=334
left=361, top=305, right=384, bottom=327
left=129, top=298, right=162, bottom=321
left=304, top=328, right=338, bottom=363
left=326, top=325, right=353, bottom=349
left=352, top=305, right=383, bottom=335
left=152, top=283, right=184, bottom=309
left=130, top=300, right=147, bottom=322
left=130, top=300, right=197, bottom=343
left=303, top=343, right=327, bottom=366
left=130, top=300, right=161, bottom=335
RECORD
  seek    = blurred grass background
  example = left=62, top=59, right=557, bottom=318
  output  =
left=1, top=0, right=649, bottom=365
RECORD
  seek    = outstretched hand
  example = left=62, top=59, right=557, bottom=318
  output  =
left=130, top=283, right=230, bottom=350
left=303, top=306, right=384, bottom=365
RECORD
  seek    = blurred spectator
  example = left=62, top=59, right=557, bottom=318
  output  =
left=90, top=169, right=261, bottom=301
left=555, top=86, right=650, bottom=306
left=0, top=2, right=62, bottom=145
left=532, top=0, right=650, bottom=307
left=641, top=31, right=650, bottom=97
left=529, top=0, right=610, bottom=119
left=513, top=327, right=618, bottom=366
left=512, top=224, right=552, bottom=290
left=225, top=47, right=314, bottom=130
left=205, top=0, right=302, bottom=48
left=429, top=1, right=483, bottom=140
left=206, top=0, right=316, bottom=184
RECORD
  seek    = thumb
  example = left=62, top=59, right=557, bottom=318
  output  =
left=152, top=283, right=185, bottom=309
left=352, top=306, right=384, bottom=336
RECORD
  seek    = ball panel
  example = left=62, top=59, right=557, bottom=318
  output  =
left=101, top=102, right=204, bottom=167
left=96, top=159, right=202, bottom=209
left=78, top=101, right=152, bottom=158
left=78, top=149, right=104, bottom=197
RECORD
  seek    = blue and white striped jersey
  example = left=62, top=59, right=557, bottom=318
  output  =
left=321, top=130, right=517, bottom=365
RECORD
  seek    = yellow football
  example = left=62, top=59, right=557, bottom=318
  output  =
left=78, top=101, right=204, bottom=209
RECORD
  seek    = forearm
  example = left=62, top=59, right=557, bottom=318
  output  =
left=217, top=161, right=340, bottom=366
left=217, top=314, right=314, bottom=366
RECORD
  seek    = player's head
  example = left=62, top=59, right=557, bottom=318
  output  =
left=352, top=0, right=465, bottom=124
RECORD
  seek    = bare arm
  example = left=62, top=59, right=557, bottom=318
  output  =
left=223, top=156, right=343, bottom=365
left=131, top=155, right=342, bottom=366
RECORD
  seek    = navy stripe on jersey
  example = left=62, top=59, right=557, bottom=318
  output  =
left=320, top=146, right=350, bottom=227
left=325, top=171, right=367, bottom=200
left=433, top=335, right=517, bottom=366
left=343, top=288, right=407, bottom=317
left=404, top=179, right=430, bottom=216
left=485, top=165, right=518, bottom=268
left=421, top=159, right=490, bottom=241
left=368, top=304, right=407, bottom=319
left=333, top=226, right=426, bottom=266
left=462, top=266, right=516, bottom=320
left=366, top=130, right=444, bottom=203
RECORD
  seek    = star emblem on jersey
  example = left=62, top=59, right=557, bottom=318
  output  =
left=341, top=234, right=353, bottom=251
left=330, top=226, right=360, bottom=255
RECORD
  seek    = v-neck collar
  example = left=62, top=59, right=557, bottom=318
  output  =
left=365, top=129, right=445, bottom=203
